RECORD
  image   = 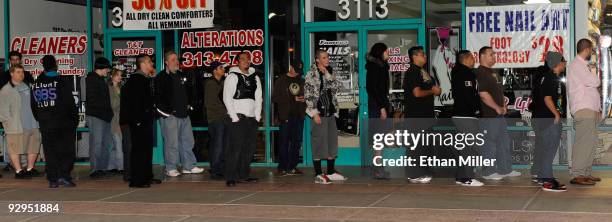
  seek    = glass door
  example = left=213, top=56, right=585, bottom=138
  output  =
left=303, top=25, right=421, bottom=166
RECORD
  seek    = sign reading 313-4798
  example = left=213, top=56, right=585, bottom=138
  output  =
left=123, top=0, right=215, bottom=30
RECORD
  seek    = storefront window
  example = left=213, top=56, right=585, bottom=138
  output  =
left=306, top=0, right=422, bottom=22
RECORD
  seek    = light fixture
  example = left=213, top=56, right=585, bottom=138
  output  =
left=268, top=12, right=277, bottom=19
left=523, top=0, right=551, bottom=4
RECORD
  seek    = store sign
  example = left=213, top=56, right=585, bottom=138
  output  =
left=10, top=32, right=88, bottom=76
left=123, top=0, right=214, bottom=30
left=180, top=29, right=265, bottom=68
left=111, top=38, right=156, bottom=74
left=316, top=39, right=357, bottom=107
left=466, top=3, right=570, bottom=68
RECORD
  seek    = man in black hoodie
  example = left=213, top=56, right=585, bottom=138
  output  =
left=86, top=57, right=113, bottom=179
left=31, top=55, right=78, bottom=188
left=120, top=54, right=161, bottom=188
left=451, top=50, right=484, bottom=187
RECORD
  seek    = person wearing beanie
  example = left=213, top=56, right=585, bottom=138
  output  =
left=31, top=55, right=79, bottom=188
left=531, top=51, right=567, bottom=192
left=155, top=50, right=204, bottom=178
left=86, top=57, right=114, bottom=179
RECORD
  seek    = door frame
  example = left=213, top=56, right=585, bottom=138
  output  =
left=302, top=23, right=424, bottom=166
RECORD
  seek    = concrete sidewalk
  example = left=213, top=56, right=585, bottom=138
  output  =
left=0, top=165, right=611, bottom=222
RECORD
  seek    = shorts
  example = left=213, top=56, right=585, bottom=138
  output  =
left=6, top=129, right=41, bottom=155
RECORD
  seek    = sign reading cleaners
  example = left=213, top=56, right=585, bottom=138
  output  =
left=466, top=3, right=570, bottom=68
left=123, top=0, right=214, bottom=30
left=10, top=32, right=88, bottom=76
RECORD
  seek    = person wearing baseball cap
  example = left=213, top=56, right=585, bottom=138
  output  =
left=204, top=61, right=228, bottom=180
left=86, top=57, right=114, bottom=179
left=531, top=51, right=567, bottom=192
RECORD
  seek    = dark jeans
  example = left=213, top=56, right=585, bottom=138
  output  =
left=121, top=126, right=132, bottom=181
left=531, top=118, right=561, bottom=180
left=405, top=118, right=435, bottom=178
left=41, top=128, right=76, bottom=182
left=129, top=121, right=154, bottom=186
left=225, top=116, right=257, bottom=182
left=208, top=120, right=227, bottom=175
left=277, top=117, right=304, bottom=172
left=451, top=117, right=479, bottom=180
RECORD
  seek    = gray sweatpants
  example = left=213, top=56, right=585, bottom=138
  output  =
left=311, top=116, right=338, bottom=160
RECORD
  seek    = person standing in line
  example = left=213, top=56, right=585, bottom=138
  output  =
left=0, top=64, right=42, bottom=179
left=86, top=58, right=113, bottom=179
left=366, top=43, right=391, bottom=180
left=568, top=39, right=601, bottom=186
left=476, top=46, right=522, bottom=181
left=223, top=52, right=263, bottom=187
left=304, top=49, right=347, bottom=185
left=3, top=51, right=35, bottom=173
left=403, top=46, right=440, bottom=184
left=120, top=54, right=162, bottom=188
left=204, top=61, right=228, bottom=180
left=273, top=61, right=306, bottom=176
left=531, top=51, right=567, bottom=192
left=451, top=50, right=484, bottom=187
left=31, top=55, right=78, bottom=188
left=108, top=69, right=124, bottom=175
left=155, top=51, right=204, bottom=177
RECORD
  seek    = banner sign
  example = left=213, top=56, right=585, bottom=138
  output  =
left=111, top=38, right=157, bottom=74
left=466, top=3, right=570, bottom=68
left=123, top=0, right=214, bottom=30
left=10, top=32, right=88, bottom=76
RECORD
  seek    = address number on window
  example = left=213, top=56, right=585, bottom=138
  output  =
left=338, top=0, right=389, bottom=20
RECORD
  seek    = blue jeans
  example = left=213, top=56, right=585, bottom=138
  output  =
left=87, top=116, right=112, bottom=171
left=277, top=117, right=304, bottom=172
left=108, top=132, right=124, bottom=170
left=480, top=117, right=513, bottom=176
left=531, top=118, right=561, bottom=180
left=160, top=115, right=197, bottom=171
left=208, top=120, right=227, bottom=175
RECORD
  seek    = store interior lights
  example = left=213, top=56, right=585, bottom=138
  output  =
left=523, top=0, right=551, bottom=4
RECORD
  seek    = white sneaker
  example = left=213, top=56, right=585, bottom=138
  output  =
left=315, top=174, right=332, bottom=184
left=408, top=176, right=432, bottom=184
left=326, top=173, right=348, bottom=181
left=502, top=170, right=522, bottom=177
left=182, top=167, right=205, bottom=174
left=482, top=173, right=504, bottom=180
left=166, top=170, right=181, bottom=177
left=456, top=179, right=484, bottom=187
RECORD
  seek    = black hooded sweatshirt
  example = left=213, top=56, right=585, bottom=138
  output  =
left=451, top=63, right=480, bottom=117
left=365, top=56, right=390, bottom=111
left=30, top=71, right=78, bottom=131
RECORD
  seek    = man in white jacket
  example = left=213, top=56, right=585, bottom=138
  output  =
left=223, top=52, right=262, bottom=187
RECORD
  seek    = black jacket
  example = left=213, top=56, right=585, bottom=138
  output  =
left=30, top=71, right=78, bottom=131
left=120, top=71, right=155, bottom=126
left=86, top=72, right=113, bottom=122
left=154, top=69, right=194, bottom=118
left=365, top=56, right=390, bottom=111
left=451, top=63, right=480, bottom=117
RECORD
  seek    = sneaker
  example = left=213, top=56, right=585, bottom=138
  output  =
left=542, top=179, right=567, bottom=192
left=501, top=170, right=522, bottom=177
left=58, top=178, right=76, bottom=188
left=15, top=170, right=32, bottom=179
left=315, top=174, right=332, bottom=184
left=287, top=168, right=304, bottom=176
left=89, top=170, right=107, bottom=179
left=408, top=176, right=433, bottom=184
left=182, top=167, right=205, bottom=174
left=455, top=179, right=484, bottom=187
left=277, top=170, right=289, bottom=177
left=166, top=170, right=181, bottom=177
left=482, top=173, right=505, bottom=180
left=532, top=178, right=545, bottom=185
left=26, top=168, right=41, bottom=177
left=49, top=181, right=59, bottom=188
left=326, top=173, right=348, bottom=181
